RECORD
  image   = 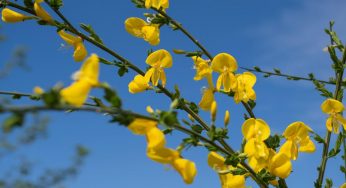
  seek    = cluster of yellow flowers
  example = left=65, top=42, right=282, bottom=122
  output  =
left=1, top=1, right=97, bottom=106
left=123, top=0, right=317, bottom=186
left=128, top=118, right=197, bottom=184
left=192, top=53, right=256, bottom=112
left=1, top=1, right=87, bottom=62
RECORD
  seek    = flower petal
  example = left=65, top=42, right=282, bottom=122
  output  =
left=147, top=147, right=179, bottom=164
left=172, top=158, right=197, bottom=184
left=146, top=127, right=166, bottom=149
left=321, top=98, right=344, bottom=114
left=128, top=118, right=158, bottom=135
left=60, top=79, right=92, bottom=107
left=146, top=49, right=173, bottom=68
left=198, top=88, right=215, bottom=111
left=211, top=53, right=238, bottom=73
left=125, top=17, right=147, bottom=38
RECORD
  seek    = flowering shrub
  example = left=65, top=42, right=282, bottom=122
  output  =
left=0, top=0, right=345, bottom=187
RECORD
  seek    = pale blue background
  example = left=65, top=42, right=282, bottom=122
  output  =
left=1, top=0, right=346, bottom=187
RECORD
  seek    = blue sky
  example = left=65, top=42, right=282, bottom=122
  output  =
left=1, top=0, right=346, bottom=187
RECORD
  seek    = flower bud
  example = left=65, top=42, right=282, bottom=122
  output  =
left=211, top=101, right=217, bottom=122
left=224, top=110, right=230, bottom=126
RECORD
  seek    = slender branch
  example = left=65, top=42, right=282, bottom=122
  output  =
left=153, top=8, right=213, bottom=60
left=240, top=66, right=339, bottom=86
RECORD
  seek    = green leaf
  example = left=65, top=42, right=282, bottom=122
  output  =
left=328, top=132, right=343, bottom=158
left=12, top=94, right=22, bottom=100
left=2, top=113, right=25, bottom=133
left=324, top=178, right=333, bottom=188
left=188, top=102, right=199, bottom=114
left=313, top=133, right=325, bottom=144
left=159, top=111, right=179, bottom=127
left=230, top=167, right=247, bottom=175
left=24, top=0, right=34, bottom=9
left=117, top=65, right=129, bottom=77
left=224, top=153, right=246, bottom=167
left=264, top=134, right=281, bottom=150
left=49, top=0, right=63, bottom=9
left=110, top=113, right=134, bottom=126
left=80, top=23, right=103, bottom=44
left=253, top=66, right=261, bottom=72
left=191, top=125, right=203, bottom=134
left=103, top=86, right=122, bottom=108
left=42, top=89, right=61, bottom=107
left=273, top=68, right=281, bottom=74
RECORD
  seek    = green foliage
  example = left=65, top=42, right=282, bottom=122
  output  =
left=207, top=126, right=229, bottom=141
left=159, top=111, right=179, bottom=127
left=328, top=132, right=343, bottom=158
left=2, top=113, right=25, bottom=133
left=101, top=84, right=122, bottom=108
left=41, top=88, right=61, bottom=107
left=131, top=0, right=145, bottom=8
left=224, top=152, right=247, bottom=167
left=257, top=169, right=276, bottom=182
left=313, top=133, right=325, bottom=144
left=24, top=0, right=34, bottom=9
left=264, top=134, right=282, bottom=150
left=49, top=0, right=63, bottom=9
left=110, top=113, right=134, bottom=126
left=80, top=23, right=104, bottom=44
left=312, top=80, right=333, bottom=98
left=324, top=178, right=333, bottom=188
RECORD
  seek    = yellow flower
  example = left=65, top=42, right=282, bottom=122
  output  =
left=280, top=121, right=315, bottom=160
left=340, top=183, right=346, bottom=188
left=1, top=8, right=31, bottom=23
left=211, top=53, right=238, bottom=92
left=60, top=80, right=91, bottom=107
left=144, top=49, right=172, bottom=87
left=145, top=0, right=169, bottom=10
left=128, top=118, right=158, bottom=135
left=125, top=17, right=160, bottom=46
left=191, top=56, right=212, bottom=81
left=321, top=98, right=346, bottom=133
left=234, top=72, right=256, bottom=103
left=58, top=30, right=88, bottom=62
left=147, top=147, right=180, bottom=164
left=268, top=152, right=292, bottom=179
left=128, top=117, right=196, bottom=184
left=146, top=147, right=197, bottom=184
left=198, top=88, right=215, bottom=111
left=128, top=75, right=150, bottom=94
left=242, top=118, right=270, bottom=160
left=34, top=0, right=53, bottom=23
left=208, top=152, right=246, bottom=188
left=60, top=54, right=99, bottom=107
left=172, top=158, right=197, bottom=184
left=146, top=126, right=166, bottom=149
left=249, top=149, right=292, bottom=179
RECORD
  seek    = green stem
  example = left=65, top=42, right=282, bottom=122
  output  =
left=240, top=66, right=338, bottom=86
left=316, top=37, right=346, bottom=187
